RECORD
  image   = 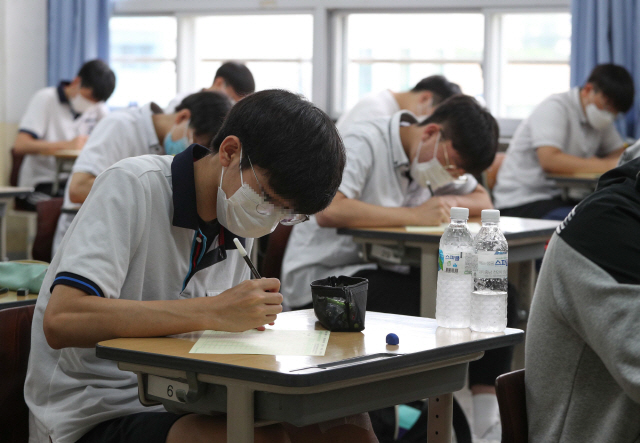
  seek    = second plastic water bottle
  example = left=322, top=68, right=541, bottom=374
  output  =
left=436, top=207, right=474, bottom=328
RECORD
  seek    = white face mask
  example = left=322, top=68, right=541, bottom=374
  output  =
left=585, top=103, right=615, bottom=130
left=409, top=132, right=455, bottom=192
left=70, top=94, right=94, bottom=114
left=216, top=151, right=281, bottom=238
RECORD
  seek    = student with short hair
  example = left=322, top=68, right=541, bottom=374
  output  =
left=14, top=60, right=116, bottom=199
left=52, top=91, right=233, bottom=255
left=493, top=63, right=635, bottom=219
left=25, top=89, right=378, bottom=443
left=526, top=157, right=640, bottom=442
left=336, top=75, right=461, bottom=133
left=165, top=61, right=255, bottom=112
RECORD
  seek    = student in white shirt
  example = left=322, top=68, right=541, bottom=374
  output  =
left=52, top=91, right=233, bottom=255
left=165, top=61, right=255, bottom=113
left=493, top=63, right=634, bottom=219
left=336, top=75, right=461, bottom=133
left=14, top=60, right=116, bottom=205
left=25, top=90, right=378, bottom=443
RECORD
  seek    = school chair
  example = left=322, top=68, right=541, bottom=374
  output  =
left=260, top=224, right=293, bottom=279
left=0, top=304, right=36, bottom=443
left=10, top=148, right=37, bottom=259
left=32, top=197, right=63, bottom=263
left=495, top=368, right=528, bottom=443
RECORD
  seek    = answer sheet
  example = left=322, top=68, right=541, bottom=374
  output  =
left=189, top=329, right=330, bottom=356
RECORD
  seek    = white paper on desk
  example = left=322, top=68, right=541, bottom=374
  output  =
left=406, top=223, right=482, bottom=235
left=189, top=329, right=330, bottom=356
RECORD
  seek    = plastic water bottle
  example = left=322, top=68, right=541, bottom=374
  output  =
left=436, top=207, right=474, bottom=328
left=471, top=209, right=508, bottom=332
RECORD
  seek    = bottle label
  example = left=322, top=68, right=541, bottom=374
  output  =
left=438, top=249, right=473, bottom=275
left=476, top=251, right=508, bottom=278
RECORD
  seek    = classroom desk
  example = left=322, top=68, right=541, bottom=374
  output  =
left=337, top=216, right=560, bottom=319
left=52, top=149, right=81, bottom=195
left=0, top=186, right=34, bottom=261
left=97, top=310, right=523, bottom=443
left=0, top=290, right=38, bottom=310
left=546, top=172, right=601, bottom=201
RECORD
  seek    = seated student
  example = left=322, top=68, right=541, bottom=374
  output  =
left=52, top=91, right=233, bottom=255
left=165, top=61, right=255, bottom=113
left=25, top=90, right=378, bottom=443
left=336, top=74, right=461, bottom=132
left=493, top=63, right=634, bottom=220
left=525, top=157, right=640, bottom=442
left=14, top=60, right=116, bottom=205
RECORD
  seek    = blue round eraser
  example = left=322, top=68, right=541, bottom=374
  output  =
left=386, top=333, right=399, bottom=346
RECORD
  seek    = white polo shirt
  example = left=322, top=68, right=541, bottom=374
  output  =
left=493, top=87, right=623, bottom=209
left=336, top=90, right=400, bottom=133
left=281, top=111, right=477, bottom=308
left=25, top=145, right=253, bottom=443
left=18, top=83, right=82, bottom=188
left=53, top=103, right=164, bottom=254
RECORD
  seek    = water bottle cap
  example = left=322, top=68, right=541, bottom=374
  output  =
left=450, top=207, right=469, bottom=220
left=481, top=209, right=500, bottom=222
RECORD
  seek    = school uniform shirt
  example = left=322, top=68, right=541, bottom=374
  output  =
left=493, top=87, right=623, bottom=210
left=25, top=144, right=252, bottom=443
left=52, top=103, right=164, bottom=255
left=336, top=89, right=400, bottom=133
left=17, top=82, right=81, bottom=188
left=280, top=110, right=477, bottom=308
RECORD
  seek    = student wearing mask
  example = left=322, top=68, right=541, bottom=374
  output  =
left=25, top=90, right=378, bottom=443
left=165, top=61, right=255, bottom=113
left=493, top=63, right=635, bottom=219
left=282, top=95, right=504, bottom=440
left=336, top=75, right=461, bottom=133
left=14, top=60, right=116, bottom=205
left=52, top=91, right=232, bottom=255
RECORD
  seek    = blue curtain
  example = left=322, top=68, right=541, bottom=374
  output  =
left=570, top=0, right=640, bottom=139
left=47, top=0, right=111, bottom=86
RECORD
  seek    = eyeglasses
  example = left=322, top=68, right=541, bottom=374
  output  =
left=245, top=154, right=310, bottom=226
left=439, top=140, right=464, bottom=179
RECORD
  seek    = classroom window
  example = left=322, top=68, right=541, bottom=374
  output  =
left=343, top=13, right=485, bottom=112
left=498, top=13, right=571, bottom=119
left=193, top=15, right=313, bottom=99
left=109, top=16, right=177, bottom=109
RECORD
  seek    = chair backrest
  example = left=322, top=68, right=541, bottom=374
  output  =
left=10, top=148, right=25, bottom=188
left=32, top=197, right=64, bottom=263
left=0, top=304, right=36, bottom=443
left=483, top=152, right=506, bottom=191
left=260, top=224, right=293, bottom=279
left=495, top=368, right=528, bottom=443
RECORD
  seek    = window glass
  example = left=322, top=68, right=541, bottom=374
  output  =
left=345, top=13, right=484, bottom=111
left=109, top=16, right=177, bottom=108
left=194, top=15, right=313, bottom=99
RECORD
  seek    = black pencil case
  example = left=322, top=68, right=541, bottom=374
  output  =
left=310, top=276, right=368, bottom=332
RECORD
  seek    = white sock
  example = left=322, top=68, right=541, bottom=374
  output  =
left=472, top=393, right=500, bottom=438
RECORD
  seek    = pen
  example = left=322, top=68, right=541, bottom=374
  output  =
left=426, top=180, right=434, bottom=196
left=233, top=238, right=262, bottom=279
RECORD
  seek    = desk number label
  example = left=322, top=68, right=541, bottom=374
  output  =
left=148, top=375, right=189, bottom=402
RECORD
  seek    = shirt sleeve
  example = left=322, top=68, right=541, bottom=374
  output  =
left=528, top=98, right=571, bottom=151
left=71, top=116, right=133, bottom=178
left=337, top=133, right=375, bottom=200
left=52, top=167, right=147, bottom=299
left=597, top=123, right=625, bottom=156
left=18, top=89, right=51, bottom=139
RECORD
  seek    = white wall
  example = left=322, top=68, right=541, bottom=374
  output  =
left=0, top=0, right=48, bottom=184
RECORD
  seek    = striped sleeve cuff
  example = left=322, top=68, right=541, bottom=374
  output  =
left=18, top=129, right=40, bottom=139
left=51, top=272, right=105, bottom=297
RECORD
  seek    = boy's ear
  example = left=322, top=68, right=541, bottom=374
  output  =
left=420, top=123, right=440, bottom=142
left=174, top=108, right=191, bottom=125
left=218, top=136, right=241, bottom=167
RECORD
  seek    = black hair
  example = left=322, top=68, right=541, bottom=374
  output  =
left=77, top=59, right=116, bottom=102
left=211, top=89, right=346, bottom=215
left=411, top=75, right=462, bottom=106
left=214, top=62, right=256, bottom=98
left=176, top=91, right=233, bottom=144
left=584, top=64, right=635, bottom=113
left=420, top=95, right=498, bottom=175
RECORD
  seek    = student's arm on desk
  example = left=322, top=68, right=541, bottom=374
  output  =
left=316, top=191, right=450, bottom=228
left=43, top=279, right=284, bottom=349
left=13, top=132, right=87, bottom=155
left=537, top=146, right=619, bottom=174
left=68, top=172, right=96, bottom=204
left=439, top=184, right=492, bottom=216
